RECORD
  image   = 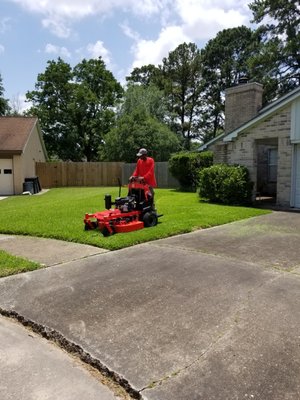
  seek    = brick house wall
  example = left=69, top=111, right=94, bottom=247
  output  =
left=210, top=106, right=292, bottom=207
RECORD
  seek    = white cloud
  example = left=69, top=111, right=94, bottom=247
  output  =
left=42, top=18, right=71, bottom=38
left=7, top=0, right=254, bottom=84
left=129, top=0, right=252, bottom=73
left=86, top=41, right=112, bottom=66
left=45, top=43, right=71, bottom=58
left=9, top=0, right=252, bottom=39
left=120, top=21, right=140, bottom=41
left=175, top=0, right=251, bottom=40
left=131, top=25, right=190, bottom=69
left=9, top=0, right=170, bottom=37
left=0, top=17, right=12, bottom=33
left=0, top=45, right=5, bottom=54
left=9, top=0, right=169, bottom=17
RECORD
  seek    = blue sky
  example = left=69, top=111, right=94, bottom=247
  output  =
left=0, top=0, right=254, bottom=111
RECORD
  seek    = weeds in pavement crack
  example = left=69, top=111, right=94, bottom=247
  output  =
left=0, top=308, right=141, bottom=400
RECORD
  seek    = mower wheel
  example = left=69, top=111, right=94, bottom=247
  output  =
left=85, top=221, right=97, bottom=230
left=101, top=227, right=114, bottom=237
left=143, top=211, right=158, bottom=227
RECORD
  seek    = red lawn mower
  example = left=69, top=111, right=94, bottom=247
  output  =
left=84, top=177, right=162, bottom=236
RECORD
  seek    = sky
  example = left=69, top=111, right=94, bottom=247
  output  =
left=0, top=0, right=254, bottom=111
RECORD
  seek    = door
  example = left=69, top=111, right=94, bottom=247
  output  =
left=0, top=159, right=14, bottom=195
left=294, top=145, right=300, bottom=208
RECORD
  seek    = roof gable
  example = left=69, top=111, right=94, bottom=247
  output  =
left=224, top=85, right=300, bottom=143
left=0, top=116, right=39, bottom=155
left=200, top=86, right=300, bottom=150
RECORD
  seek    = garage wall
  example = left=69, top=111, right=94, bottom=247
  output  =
left=23, top=125, right=46, bottom=178
left=12, top=126, right=47, bottom=194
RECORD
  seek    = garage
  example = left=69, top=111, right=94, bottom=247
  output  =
left=0, top=158, right=14, bottom=195
left=0, top=117, right=47, bottom=195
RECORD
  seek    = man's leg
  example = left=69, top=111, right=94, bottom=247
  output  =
left=148, top=186, right=155, bottom=208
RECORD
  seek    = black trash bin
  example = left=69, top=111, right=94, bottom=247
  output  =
left=25, top=177, right=41, bottom=194
left=23, top=181, right=34, bottom=194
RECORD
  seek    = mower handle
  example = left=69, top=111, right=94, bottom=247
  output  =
left=129, top=176, right=145, bottom=183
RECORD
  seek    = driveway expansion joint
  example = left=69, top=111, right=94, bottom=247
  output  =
left=140, top=271, right=287, bottom=393
left=0, top=308, right=141, bottom=400
left=45, top=250, right=111, bottom=267
left=151, top=242, right=300, bottom=276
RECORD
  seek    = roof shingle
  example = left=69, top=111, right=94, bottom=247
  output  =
left=0, top=116, right=38, bottom=154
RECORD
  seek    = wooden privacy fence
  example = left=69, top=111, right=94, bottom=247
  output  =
left=36, top=161, right=179, bottom=188
left=122, top=163, right=179, bottom=188
left=36, top=162, right=123, bottom=188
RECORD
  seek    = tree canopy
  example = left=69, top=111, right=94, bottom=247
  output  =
left=126, top=64, right=161, bottom=87
left=200, top=26, right=263, bottom=142
left=120, top=84, right=169, bottom=123
left=103, top=85, right=181, bottom=162
left=0, top=73, right=11, bottom=116
left=26, top=57, right=123, bottom=161
left=160, top=42, right=203, bottom=149
left=249, top=0, right=300, bottom=94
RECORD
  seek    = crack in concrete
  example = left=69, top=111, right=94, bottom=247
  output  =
left=0, top=308, right=141, bottom=400
left=151, top=242, right=300, bottom=275
left=140, top=272, right=283, bottom=393
left=140, top=341, right=216, bottom=392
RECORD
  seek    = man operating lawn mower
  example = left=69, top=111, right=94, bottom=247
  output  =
left=84, top=147, right=160, bottom=235
left=130, top=148, right=157, bottom=203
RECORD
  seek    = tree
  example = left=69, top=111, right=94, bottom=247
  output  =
left=103, top=108, right=181, bottom=162
left=26, top=57, right=123, bottom=161
left=200, top=26, right=263, bottom=142
left=245, top=28, right=282, bottom=102
left=120, top=83, right=169, bottom=123
left=10, top=94, right=25, bottom=116
left=160, top=43, right=203, bottom=150
left=249, top=0, right=300, bottom=94
left=126, top=64, right=161, bottom=87
left=0, top=73, right=11, bottom=115
left=70, top=58, right=123, bottom=161
left=26, top=58, right=75, bottom=159
left=102, top=83, right=181, bottom=162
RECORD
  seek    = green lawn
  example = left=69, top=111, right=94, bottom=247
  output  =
left=0, top=187, right=270, bottom=249
left=0, top=250, right=41, bottom=277
left=0, top=187, right=270, bottom=276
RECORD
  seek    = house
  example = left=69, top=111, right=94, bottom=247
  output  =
left=200, top=81, right=300, bottom=208
left=0, top=116, right=47, bottom=195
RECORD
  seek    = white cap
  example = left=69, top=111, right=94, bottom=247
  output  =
left=137, top=148, right=147, bottom=156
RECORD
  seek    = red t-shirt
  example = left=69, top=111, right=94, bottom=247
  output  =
left=132, top=157, right=157, bottom=187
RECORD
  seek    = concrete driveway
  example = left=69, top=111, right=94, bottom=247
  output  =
left=1, top=211, right=300, bottom=399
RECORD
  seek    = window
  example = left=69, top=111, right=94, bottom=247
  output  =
left=4, top=169, right=12, bottom=174
left=268, top=148, right=277, bottom=183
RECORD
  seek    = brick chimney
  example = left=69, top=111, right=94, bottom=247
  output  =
left=225, top=80, right=263, bottom=134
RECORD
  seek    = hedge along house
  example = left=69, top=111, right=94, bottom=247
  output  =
left=200, top=80, right=300, bottom=208
left=0, top=116, right=47, bottom=195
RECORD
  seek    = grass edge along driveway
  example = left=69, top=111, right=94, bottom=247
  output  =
left=0, top=250, right=41, bottom=278
left=0, top=187, right=270, bottom=277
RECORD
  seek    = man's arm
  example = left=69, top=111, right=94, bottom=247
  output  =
left=131, top=159, right=140, bottom=178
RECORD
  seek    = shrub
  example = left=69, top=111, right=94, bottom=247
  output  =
left=198, top=164, right=254, bottom=205
left=169, top=151, right=213, bottom=191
